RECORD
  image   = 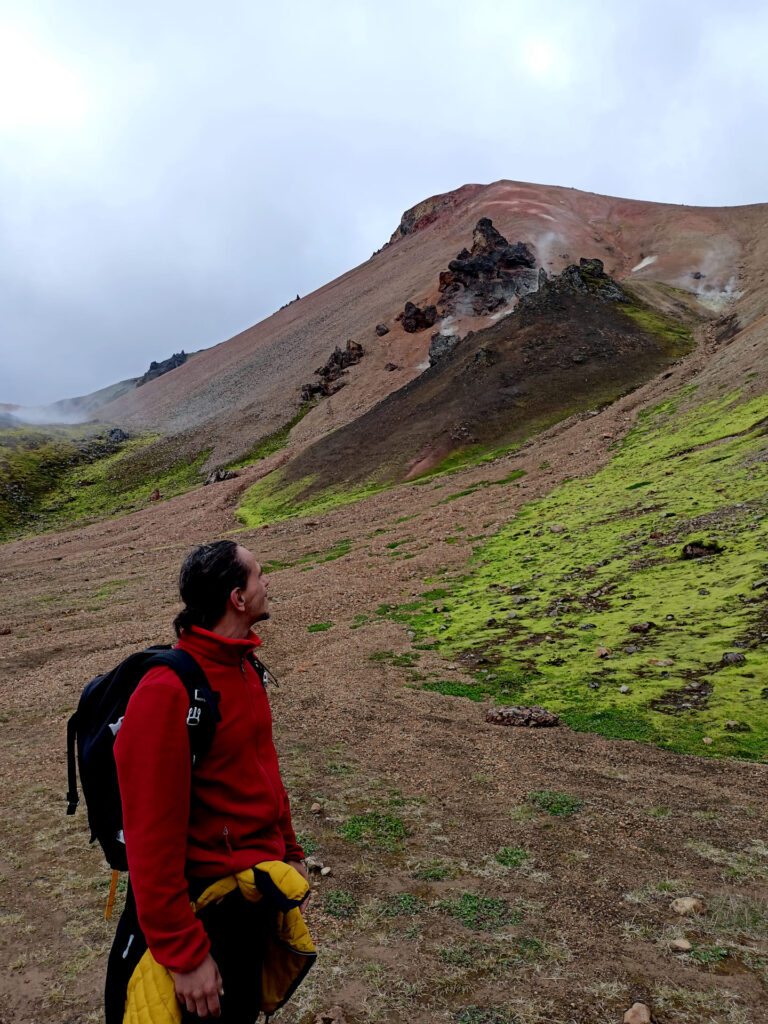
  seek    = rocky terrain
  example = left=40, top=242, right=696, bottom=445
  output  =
left=1, top=179, right=768, bottom=1023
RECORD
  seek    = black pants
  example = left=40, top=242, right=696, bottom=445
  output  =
left=106, top=881, right=274, bottom=1024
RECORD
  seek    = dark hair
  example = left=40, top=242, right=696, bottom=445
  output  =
left=173, top=540, right=249, bottom=637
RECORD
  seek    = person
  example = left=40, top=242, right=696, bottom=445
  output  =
left=106, top=540, right=310, bottom=1022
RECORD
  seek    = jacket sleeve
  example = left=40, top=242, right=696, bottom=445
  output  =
left=278, top=782, right=305, bottom=862
left=114, top=668, right=210, bottom=973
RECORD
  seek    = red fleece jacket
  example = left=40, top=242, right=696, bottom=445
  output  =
left=114, top=626, right=304, bottom=973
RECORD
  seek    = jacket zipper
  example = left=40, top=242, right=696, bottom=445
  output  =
left=239, top=653, right=281, bottom=807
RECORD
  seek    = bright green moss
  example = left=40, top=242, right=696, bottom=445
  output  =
left=393, top=392, right=768, bottom=760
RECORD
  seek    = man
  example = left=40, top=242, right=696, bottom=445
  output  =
left=107, top=540, right=309, bottom=1022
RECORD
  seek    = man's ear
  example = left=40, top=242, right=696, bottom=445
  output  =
left=230, top=587, right=245, bottom=612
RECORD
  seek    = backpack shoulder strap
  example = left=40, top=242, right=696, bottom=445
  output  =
left=143, top=649, right=221, bottom=765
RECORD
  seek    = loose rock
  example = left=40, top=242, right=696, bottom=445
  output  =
left=375, top=323, right=389, bottom=336
left=721, top=651, right=745, bottom=666
left=204, top=467, right=238, bottom=486
left=623, top=1003, right=652, bottom=1024
left=320, top=865, right=332, bottom=877
left=670, top=897, right=705, bottom=916
left=310, top=802, right=322, bottom=815
left=486, top=705, right=559, bottom=727
left=671, top=938, right=692, bottom=952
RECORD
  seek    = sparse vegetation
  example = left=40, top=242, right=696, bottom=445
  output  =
left=376, top=892, right=425, bottom=917
left=339, top=812, right=408, bottom=851
left=438, top=892, right=522, bottom=932
left=227, top=402, right=313, bottom=469
left=323, top=889, right=358, bottom=919
left=528, top=790, right=584, bottom=818
left=495, top=846, right=529, bottom=868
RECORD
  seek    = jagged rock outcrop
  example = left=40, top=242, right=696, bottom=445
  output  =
left=396, top=301, right=437, bottom=333
left=137, top=351, right=187, bottom=386
left=545, top=258, right=627, bottom=303
left=204, top=467, right=238, bottom=485
left=301, top=340, right=364, bottom=401
left=437, top=218, right=539, bottom=317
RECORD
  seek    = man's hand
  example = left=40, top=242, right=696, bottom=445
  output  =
left=173, top=953, right=224, bottom=1018
left=291, top=859, right=311, bottom=913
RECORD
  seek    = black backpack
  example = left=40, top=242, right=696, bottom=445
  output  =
left=66, top=646, right=221, bottom=871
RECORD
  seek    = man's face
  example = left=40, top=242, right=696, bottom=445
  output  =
left=236, top=546, right=270, bottom=624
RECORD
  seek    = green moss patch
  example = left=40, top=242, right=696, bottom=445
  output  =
left=0, top=427, right=208, bottom=541
left=391, top=391, right=768, bottom=760
left=227, top=402, right=313, bottom=470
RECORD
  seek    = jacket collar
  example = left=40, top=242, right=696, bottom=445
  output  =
left=178, top=624, right=262, bottom=666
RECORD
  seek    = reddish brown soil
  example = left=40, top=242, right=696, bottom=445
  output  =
left=2, top=309, right=768, bottom=1022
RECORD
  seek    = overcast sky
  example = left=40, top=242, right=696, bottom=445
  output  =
left=1, top=0, right=767, bottom=406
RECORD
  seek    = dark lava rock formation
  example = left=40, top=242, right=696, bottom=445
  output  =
left=278, top=259, right=695, bottom=495
left=137, top=351, right=187, bottom=386
left=301, top=340, right=364, bottom=401
left=438, top=218, right=539, bottom=317
left=396, top=301, right=437, bottom=333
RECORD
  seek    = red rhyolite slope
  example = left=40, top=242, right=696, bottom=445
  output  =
left=97, top=180, right=768, bottom=466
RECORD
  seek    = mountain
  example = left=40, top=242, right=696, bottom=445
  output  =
left=93, top=179, right=768, bottom=472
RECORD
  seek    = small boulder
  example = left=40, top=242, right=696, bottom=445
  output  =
left=149, top=488, right=161, bottom=502
left=549, top=524, right=566, bottom=533
left=108, top=427, right=129, bottom=443
left=306, top=856, right=323, bottom=874
left=310, top=802, right=322, bottom=815
left=320, top=865, right=332, bottom=877
left=204, top=467, right=238, bottom=486
left=670, top=897, right=705, bottom=916
left=623, top=1003, right=652, bottom=1024
left=595, top=646, right=612, bottom=658
left=721, top=651, right=745, bottom=666
left=486, top=705, right=559, bottom=727
left=399, top=301, right=437, bottom=333
left=375, top=323, right=389, bottom=336
left=724, top=719, right=751, bottom=732
left=671, top=938, right=692, bottom=952
left=629, top=621, right=656, bottom=634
